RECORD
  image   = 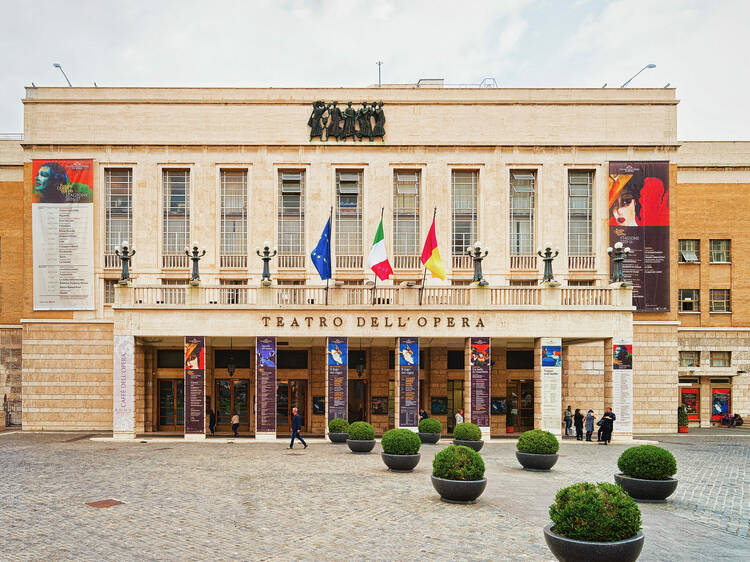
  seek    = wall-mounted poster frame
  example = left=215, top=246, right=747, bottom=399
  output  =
left=680, top=387, right=699, bottom=420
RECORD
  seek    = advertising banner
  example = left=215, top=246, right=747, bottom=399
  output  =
left=540, top=338, right=562, bottom=435
left=608, top=161, right=670, bottom=312
left=256, top=336, right=277, bottom=433
left=113, top=335, right=134, bottom=434
left=184, top=336, right=205, bottom=435
left=32, top=159, right=95, bottom=310
left=398, top=337, right=419, bottom=429
left=612, top=338, right=633, bottom=434
left=326, top=337, right=348, bottom=422
left=470, top=337, right=490, bottom=429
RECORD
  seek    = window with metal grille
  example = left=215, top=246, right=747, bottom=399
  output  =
left=709, top=239, right=731, bottom=263
left=679, top=351, right=700, bottom=367
left=678, top=289, right=700, bottom=312
left=710, top=289, right=731, bottom=312
left=278, top=171, right=304, bottom=255
left=162, top=170, right=190, bottom=254
left=221, top=170, right=247, bottom=256
left=105, top=169, right=132, bottom=253
left=393, top=170, right=420, bottom=256
left=510, top=171, right=535, bottom=255
left=452, top=170, right=477, bottom=255
left=710, top=351, right=731, bottom=367
left=568, top=280, right=595, bottom=286
left=336, top=170, right=363, bottom=256
left=678, top=239, right=700, bottom=263
left=104, top=279, right=118, bottom=305
left=567, top=171, right=592, bottom=255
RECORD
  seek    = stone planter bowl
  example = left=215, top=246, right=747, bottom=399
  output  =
left=347, top=439, right=376, bottom=453
left=516, top=451, right=559, bottom=471
left=381, top=452, right=421, bottom=472
left=431, top=475, right=487, bottom=504
left=418, top=432, right=440, bottom=444
left=543, top=524, right=644, bottom=562
left=452, top=439, right=483, bottom=452
left=615, top=473, right=679, bottom=502
left=329, top=432, right=348, bottom=443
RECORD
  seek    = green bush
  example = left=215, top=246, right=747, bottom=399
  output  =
left=453, top=422, right=482, bottom=441
left=381, top=429, right=421, bottom=455
left=328, top=417, right=349, bottom=433
left=617, top=445, right=677, bottom=480
left=418, top=418, right=442, bottom=434
left=516, top=429, right=559, bottom=454
left=432, top=445, right=485, bottom=480
left=549, top=482, right=642, bottom=542
left=678, top=406, right=688, bottom=427
left=347, top=421, right=375, bottom=441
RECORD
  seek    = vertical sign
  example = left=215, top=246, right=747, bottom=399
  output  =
left=327, top=337, right=348, bottom=422
left=540, top=338, right=562, bottom=435
left=184, top=336, right=205, bottom=435
left=113, top=335, right=134, bottom=435
left=612, top=338, right=633, bottom=434
left=256, top=336, right=277, bottom=433
left=609, top=161, right=670, bottom=312
left=470, top=337, right=491, bottom=429
left=398, top=337, right=419, bottom=429
left=32, top=159, right=95, bottom=310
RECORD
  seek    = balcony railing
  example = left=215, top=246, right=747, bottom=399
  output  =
left=220, top=254, right=248, bottom=269
left=336, top=255, right=363, bottom=270
left=568, top=255, right=596, bottom=270
left=276, top=286, right=327, bottom=305
left=422, top=287, right=471, bottom=305
left=490, top=287, right=540, bottom=306
left=561, top=288, right=612, bottom=306
left=510, top=255, right=537, bottom=270
left=393, top=254, right=420, bottom=270
left=103, top=253, right=120, bottom=269
left=278, top=254, right=305, bottom=269
left=162, top=254, right=189, bottom=269
left=452, top=254, right=472, bottom=270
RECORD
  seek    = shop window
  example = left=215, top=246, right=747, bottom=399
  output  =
left=214, top=349, right=251, bottom=369
left=277, top=350, right=308, bottom=370
left=709, top=289, right=731, bottom=312
left=157, top=349, right=184, bottom=368
left=710, top=351, right=731, bottom=367
left=680, top=388, right=699, bottom=420
left=507, top=350, right=534, bottom=370
left=709, top=239, right=731, bottom=263
left=678, top=239, right=699, bottom=263
left=678, top=289, right=699, bottom=312
left=711, top=387, right=731, bottom=420
left=679, top=351, right=700, bottom=367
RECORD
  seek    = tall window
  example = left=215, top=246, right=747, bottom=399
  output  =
left=510, top=171, right=535, bottom=255
left=678, top=289, right=700, bottom=312
left=567, top=171, right=592, bottom=255
left=393, top=171, right=420, bottom=259
left=452, top=171, right=477, bottom=255
left=709, top=239, right=731, bottom=263
left=678, top=239, right=700, bottom=263
left=162, top=170, right=190, bottom=255
left=709, top=289, right=731, bottom=312
left=220, top=170, right=247, bottom=256
left=278, top=171, right=305, bottom=255
left=104, top=279, right=118, bottom=305
left=105, top=169, right=132, bottom=253
left=336, top=170, right=363, bottom=257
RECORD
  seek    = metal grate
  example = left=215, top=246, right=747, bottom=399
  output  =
left=510, top=171, right=535, bottom=255
left=105, top=168, right=132, bottom=254
left=162, top=169, right=190, bottom=258
left=336, top=170, right=363, bottom=258
left=452, top=171, right=477, bottom=256
left=393, top=170, right=420, bottom=264
left=221, top=170, right=247, bottom=259
left=568, top=170, right=592, bottom=255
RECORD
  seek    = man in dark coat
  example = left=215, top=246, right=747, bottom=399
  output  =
left=289, top=407, right=307, bottom=449
left=599, top=407, right=616, bottom=445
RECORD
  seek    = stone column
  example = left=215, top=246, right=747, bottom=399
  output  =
left=603, top=338, right=614, bottom=410
left=113, top=334, right=136, bottom=440
left=699, top=377, right=711, bottom=428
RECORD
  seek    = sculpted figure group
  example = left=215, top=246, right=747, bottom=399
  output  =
left=309, top=101, right=385, bottom=141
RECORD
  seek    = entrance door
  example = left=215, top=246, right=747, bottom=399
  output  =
left=215, top=379, right=250, bottom=432
left=348, top=380, right=367, bottom=422
left=507, top=380, right=534, bottom=432
left=276, top=380, right=307, bottom=433
left=447, top=380, right=464, bottom=433
left=158, top=379, right=184, bottom=431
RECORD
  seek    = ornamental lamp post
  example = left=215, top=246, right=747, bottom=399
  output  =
left=466, top=241, right=489, bottom=286
left=256, top=241, right=278, bottom=285
left=115, top=240, right=136, bottom=283
left=185, top=240, right=206, bottom=285
left=537, top=243, right=559, bottom=284
left=607, top=241, right=631, bottom=284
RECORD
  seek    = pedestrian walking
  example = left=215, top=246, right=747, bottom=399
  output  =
left=585, top=410, right=595, bottom=441
left=574, top=408, right=584, bottom=441
left=208, top=408, right=216, bottom=436
left=231, top=411, right=240, bottom=437
left=563, top=405, right=573, bottom=437
left=455, top=409, right=464, bottom=425
left=289, top=407, right=307, bottom=449
left=599, top=407, right=616, bottom=445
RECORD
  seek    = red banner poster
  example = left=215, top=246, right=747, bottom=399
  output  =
left=470, top=337, right=491, bottom=428
left=184, top=336, right=205, bottom=435
left=32, top=159, right=94, bottom=204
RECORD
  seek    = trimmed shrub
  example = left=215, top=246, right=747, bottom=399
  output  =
left=418, top=418, right=442, bottom=434
left=328, top=417, right=349, bottom=433
left=381, top=429, right=421, bottom=455
left=432, top=445, right=485, bottom=480
left=516, top=429, right=559, bottom=454
left=678, top=406, right=688, bottom=427
left=549, top=482, right=642, bottom=542
left=347, top=421, right=375, bottom=441
left=617, top=445, right=677, bottom=480
left=453, top=422, right=482, bottom=441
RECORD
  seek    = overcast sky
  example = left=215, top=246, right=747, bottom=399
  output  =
left=1, top=0, right=748, bottom=139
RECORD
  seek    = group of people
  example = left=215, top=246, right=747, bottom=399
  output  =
left=564, top=406, right=617, bottom=444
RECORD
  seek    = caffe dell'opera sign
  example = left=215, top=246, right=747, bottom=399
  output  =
left=261, top=315, right=486, bottom=329
left=308, top=101, right=385, bottom=141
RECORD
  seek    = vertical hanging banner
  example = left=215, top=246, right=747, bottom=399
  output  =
left=540, top=338, right=562, bottom=435
left=256, top=336, right=277, bottom=433
left=184, top=336, right=205, bottom=436
left=32, top=159, right=95, bottom=310
left=327, top=337, right=348, bottom=422
left=113, top=335, right=134, bottom=435
left=398, top=337, right=419, bottom=429
left=612, top=338, right=634, bottom=434
left=470, top=337, right=491, bottom=429
left=609, top=161, right=670, bottom=312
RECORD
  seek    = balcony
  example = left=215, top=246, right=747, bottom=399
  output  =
left=569, top=255, right=596, bottom=271
left=393, top=254, right=420, bottom=270
left=103, top=253, right=120, bottom=269
left=336, top=255, right=363, bottom=270
left=220, top=254, right=248, bottom=269
left=162, top=254, right=189, bottom=269
left=452, top=254, right=472, bottom=270
left=510, top=255, right=537, bottom=270
left=278, top=255, right=305, bottom=269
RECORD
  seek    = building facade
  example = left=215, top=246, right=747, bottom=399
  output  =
left=0, top=85, right=747, bottom=437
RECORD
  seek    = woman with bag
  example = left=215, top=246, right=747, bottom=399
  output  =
left=573, top=408, right=584, bottom=441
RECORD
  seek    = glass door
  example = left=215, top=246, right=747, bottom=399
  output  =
left=506, top=380, right=534, bottom=432
left=158, top=379, right=184, bottom=431
left=348, top=380, right=367, bottom=422
left=447, top=380, right=464, bottom=433
left=215, top=379, right=250, bottom=432
left=276, top=380, right=308, bottom=433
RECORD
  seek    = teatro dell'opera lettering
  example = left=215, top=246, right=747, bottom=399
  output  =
left=261, top=314, right=486, bottom=329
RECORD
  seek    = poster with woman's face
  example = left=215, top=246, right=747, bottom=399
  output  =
left=32, top=159, right=94, bottom=204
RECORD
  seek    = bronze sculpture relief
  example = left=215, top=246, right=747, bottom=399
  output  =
left=308, top=100, right=385, bottom=141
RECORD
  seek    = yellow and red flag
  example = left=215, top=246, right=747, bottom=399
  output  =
left=420, top=216, right=446, bottom=280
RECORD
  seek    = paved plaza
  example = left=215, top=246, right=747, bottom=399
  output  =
left=1, top=431, right=748, bottom=561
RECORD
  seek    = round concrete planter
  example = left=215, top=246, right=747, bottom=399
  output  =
left=431, top=475, right=487, bottom=504
left=418, top=432, right=440, bottom=444
left=329, top=432, right=348, bottom=443
left=516, top=451, right=559, bottom=471
left=452, top=439, right=484, bottom=452
left=615, top=473, right=679, bottom=502
left=543, top=525, right=644, bottom=562
left=347, top=439, right=376, bottom=453
left=381, top=452, right=421, bottom=472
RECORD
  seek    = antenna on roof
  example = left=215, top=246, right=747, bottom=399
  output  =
left=376, top=61, right=383, bottom=87
left=53, top=63, right=72, bottom=87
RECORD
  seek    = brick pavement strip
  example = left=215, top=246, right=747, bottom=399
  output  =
left=0, top=433, right=748, bottom=561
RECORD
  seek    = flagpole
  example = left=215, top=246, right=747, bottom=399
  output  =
left=419, top=207, right=437, bottom=306
left=325, top=206, right=332, bottom=306
left=372, top=206, right=384, bottom=305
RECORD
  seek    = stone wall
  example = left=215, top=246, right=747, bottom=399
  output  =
left=633, top=323, right=679, bottom=433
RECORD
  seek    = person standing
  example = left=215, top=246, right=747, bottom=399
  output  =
left=599, top=407, right=616, bottom=445
left=419, top=408, right=429, bottom=421
left=289, top=407, right=307, bottom=449
left=585, top=410, right=596, bottom=442
left=455, top=409, right=464, bottom=425
left=231, top=411, right=240, bottom=438
left=563, top=406, right=573, bottom=437
left=208, top=408, right=216, bottom=436
left=573, top=408, right=584, bottom=441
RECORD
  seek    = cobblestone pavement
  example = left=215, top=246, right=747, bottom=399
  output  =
left=0, top=432, right=748, bottom=561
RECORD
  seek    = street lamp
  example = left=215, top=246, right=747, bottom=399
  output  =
left=185, top=241, right=206, bottom=285
left=620, top=64, right=656, bottom=88
left=466, top=241, right=489, bottom=286
left=52, top=63, right=72, bottom=87
left=607, top=242, right=632, bottom=284
left=115, top=240, right=135, bottom=283
left=256, top=241, right=278, bottom=284
left=226, top=337, right=236, bottom=377
left=537, top=243, right=559, bottom=284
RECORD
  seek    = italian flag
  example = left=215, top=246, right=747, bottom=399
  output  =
left=367, top=218, right=394, bottom=280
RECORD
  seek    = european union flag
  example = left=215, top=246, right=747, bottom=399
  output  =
left=311, top=218, right=332, bottom=280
